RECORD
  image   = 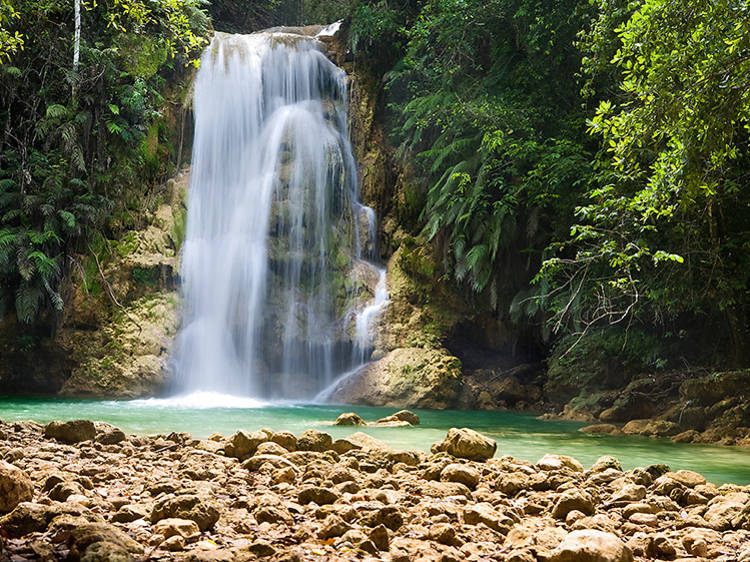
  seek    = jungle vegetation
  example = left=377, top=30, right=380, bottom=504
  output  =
left=1, top=0, right=748, bottom=373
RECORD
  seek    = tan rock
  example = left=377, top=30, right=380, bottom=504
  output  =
left=153, top=518, right=201, bottom=540
left=375, top=410, right=420, bottom=425
left=538, top=454, right=584, bottom=472
left=552, top=490, right=595, bottom=519
left=549, top=530, right=633, bottom=562
left=326, top=347, right=462, bottom=409
left=581, top=424, right=620, bottom=434
left=622, top=419, right=680, bottom=437
left=333, top=412, right=366, bottom=426
left=297, top=429, right=333, bottom=452
left=463, top=503, right=514, bottom=534
left=440, top=463, right=480, bottom=489
left=431, top=428, right=497, bottom=461
left=0, top=461, right=33, bottom=513
left=43, top=420, right=96, bottom=444
left=150, top=494, right=220, bottom=531
left=224, top=430, right=266, bottom=459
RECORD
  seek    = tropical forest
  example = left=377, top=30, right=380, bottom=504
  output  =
left=0, top=0, right=748, bottom=559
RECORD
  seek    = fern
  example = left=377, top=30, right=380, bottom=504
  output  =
left=15, top=283, right=42, bottom=324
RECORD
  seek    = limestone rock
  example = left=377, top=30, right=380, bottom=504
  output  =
left=270, top=430, right=297, bottom=451
left=430, top=428, right=496, bottom=461
left=590, top=456, right=623, bottom=473
left=346, top=432, right=390, bottom=451
left=326, top=347, right=462, bottom=409
left=0, top=502, right=52, bottom=536
left=225, top=430, right=266, bottom=459
left=68, top=522, right=144, bottom=560
left=297, top=430, right=333, bottom=452
left=463, top=503, right=514, bottom=534
left=0, top=460, right=33, bottom=512
left=150, top=495, right=220, bottom=531
left=318, top=514, right=350, bottom=539
left=621, top=419, right=680, bottom=437
left=44, top=420, right=96, bottom=443
left=298, top=486, right=339, bottom=506
left=375, top=410, right=420, bottom=425
left=538, top=454, right=584, bottom=472
left=549, top=530, right=634, bottom=562
left=440, top=463, right=480, bottom=489
left=333, top=412, right=366, bottom=426
left=153, top=518, right=201, bottom=540
left=552, top=490, right=595, bottom=519
left=581, top=424, right=620, bottom=434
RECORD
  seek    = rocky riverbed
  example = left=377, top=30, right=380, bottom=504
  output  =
left=1, top=417, right=749, bottom=561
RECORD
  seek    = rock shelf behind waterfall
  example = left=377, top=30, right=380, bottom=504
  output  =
left=0, top=418, right=748, bottom=561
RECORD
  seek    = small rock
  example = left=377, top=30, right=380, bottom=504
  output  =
left=0, top=460, right=33, bottom=512
left=270, top=430, right=297, bottom=451
left=622, top=419, right=680, bottom=437
left=368, top=524, right=390, bottom=551
left=430, top=428, right=496, bottom=461
left=297, top=429, right=333, bottom=452
left=298, top=486, right=339, bottom=506
left=538, top=454, right=584, bottom=472
left=581, top=424, right=619, bottom=434
left=94, top=422, right=126, bottom=445
left=375, top=410, right=420, bottom=425
left=646, top=533, right=676, bottom=559
left=590, top=456, right=623, bottom=473
left=609, top=484, right=646, bottom=505
left=318, top=514, right=350, bottom=539
left=248, top=539, right=276, bottom=557
left=153, top=518, right=201, bottom=540
left=255, top=441, right=288, bottom=456
left=666, top=470, right=706, bottom=488
left=150, top=494, right=220, bottom=531
left=426, top=523, right=461, bottom=546
left=160, top=534, right=186, bottom=551
left=346, top=432, right=390, bottom=451
left=111, top=504, right=149, bottom=523
left=44, top=420, right=96, bottom=444
left=552, top=490, right=595, bottom=519
left=549, top=529, right=633, bottom=562
left=440, top=463, right=480, bottom=489
left=224, top=430, right=266, bottom=459
left=628, top=512, right=658, bottom=527
left=333, top=412, right=366, bottom=426
left=463, top=503, right=514, bottom=534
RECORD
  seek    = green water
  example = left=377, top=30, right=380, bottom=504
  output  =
left=1, top=393, right=749, bottom=485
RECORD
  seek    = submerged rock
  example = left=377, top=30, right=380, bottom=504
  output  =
left=375, top=409, right=420, bottom=425
left=333, top=412, right=366, bottom=426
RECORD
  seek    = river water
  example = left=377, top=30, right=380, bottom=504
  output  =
left=2, top=395, right=749, bottom=485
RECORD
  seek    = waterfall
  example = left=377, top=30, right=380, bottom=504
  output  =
left=172, top=30, right=387, bottom=400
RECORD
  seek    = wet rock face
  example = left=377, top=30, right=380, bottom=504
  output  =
left=0, top=461, right=33, bottom=512
left=328, top=347, right=463, bottom=409
left=2, top=419, right=750, bottom=561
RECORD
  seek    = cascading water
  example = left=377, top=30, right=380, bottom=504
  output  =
left=172, top=29, right=387, bottom=400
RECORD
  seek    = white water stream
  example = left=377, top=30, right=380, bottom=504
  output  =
left=172, top=30, right=387, bottom=400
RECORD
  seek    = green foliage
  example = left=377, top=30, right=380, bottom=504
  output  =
left=540, top=0, right=750, bottom=364
left=382, top=0, right=594, bottom=312
left=0, top=0, right=22, bottom=61
left=0, top=0, right=208, bottom=323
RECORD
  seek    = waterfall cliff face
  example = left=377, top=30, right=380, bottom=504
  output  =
left=173, top=30, right=386, bottom=400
